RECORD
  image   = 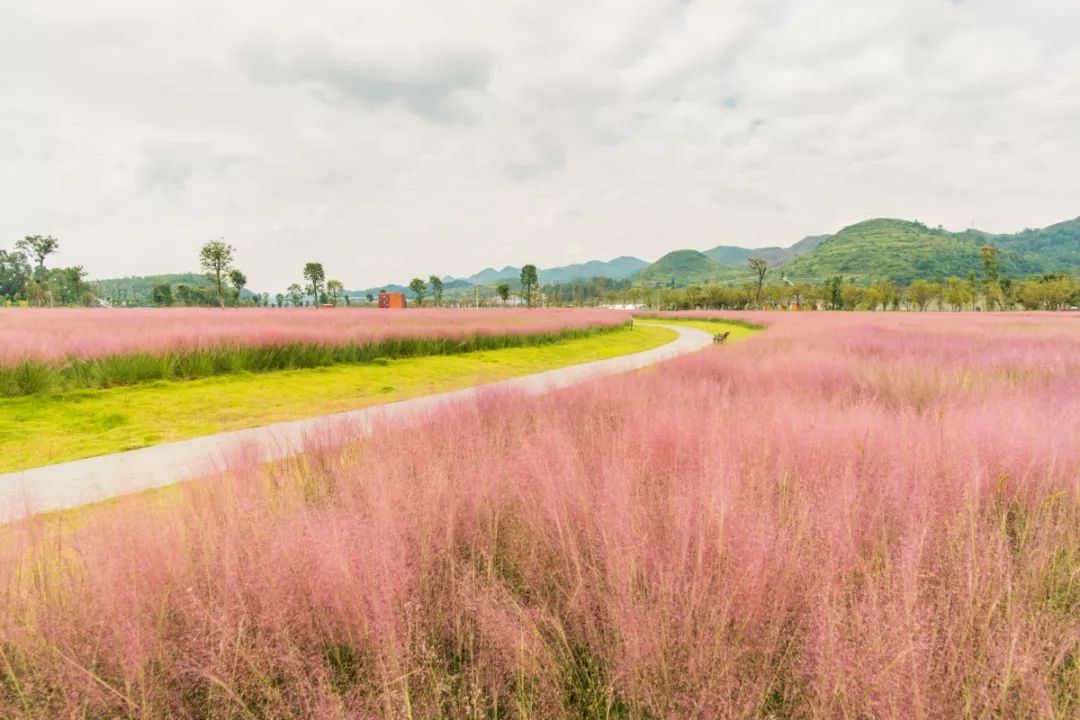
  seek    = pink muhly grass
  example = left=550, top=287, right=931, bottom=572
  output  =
left=0, top=307, right=629, bottom=366
left=0, top=313, right=1078, bottom=718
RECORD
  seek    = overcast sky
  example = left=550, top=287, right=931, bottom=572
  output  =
left=2, top=0, right=1079, bottom=291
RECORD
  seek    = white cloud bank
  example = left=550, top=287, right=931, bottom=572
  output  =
left=2, top=0, right=1079, bottom=289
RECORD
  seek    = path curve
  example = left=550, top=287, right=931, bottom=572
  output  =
left=1, top=323, right=713, bottom=521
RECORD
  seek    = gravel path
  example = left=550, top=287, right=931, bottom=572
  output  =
left=0, top=323, right=712, bottom=521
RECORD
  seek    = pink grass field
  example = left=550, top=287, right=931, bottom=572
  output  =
left=2, top=312, right=1079, bottom=718
left=0, top=307, right=629, bottom=365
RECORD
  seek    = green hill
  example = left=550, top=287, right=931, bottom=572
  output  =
left=778, top=218, right=1075, bottom=284
left=992, top=218, right=1080, bottom=272
left=634, top=250, right=743, bottom=287
left=92, top=273, right=257, bottom=305
left=778, top=220, right=982, bottom=283
left=638, top=216, right=1080, bottom=288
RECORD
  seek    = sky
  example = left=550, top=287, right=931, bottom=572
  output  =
left=2, top=0, right=1079, bottom=292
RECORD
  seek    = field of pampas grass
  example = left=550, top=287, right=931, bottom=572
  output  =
left=1, top=313, right=1078, bottom=718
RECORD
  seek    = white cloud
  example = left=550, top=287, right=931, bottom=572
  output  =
left=1, top=0, right=1078, bottom=290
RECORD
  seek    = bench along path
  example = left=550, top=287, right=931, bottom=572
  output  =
left=0, top=323, right=712, bottom=521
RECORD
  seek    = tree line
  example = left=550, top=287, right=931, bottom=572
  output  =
left=5, top=234, right=1079, bottom=312
left=0, top=235, right=97, bottom=306
left=405, top=265, right=540, bottom=308
left=402, top=248, right=1078, bottom=312
left=441, top=250, right=1079, bottom=312
left=589, top=249, right=1080, bottom=312
left=618, top=273, right=1079, bottom=312
left=148, top=242, right=351, bottom=309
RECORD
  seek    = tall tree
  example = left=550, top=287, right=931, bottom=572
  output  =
left=748, top=257, right=768, bottom=309
left=286, top=283, right=304, bottom=307
left=228, top=269, right=248, bottom=306
left=495, top=282, right=511, bottom=306
left=326, top=279, right=344, bottom=306
left=520, top=264, right=538, bottom=308
left=980, top=245, right=1001, bottom=283
left=0, top=248, right=31, bottom=300
left=869, top=280, right=899, bottom=311
left=980, top=245, right=1002, bottom=310
left=839, top=283, right=865, bottom=311
left=905, top=280, right=937, bottom=311
left=943, top=277, right=973, bottom=311
left=43, top=266, right=91, bottom=306
left=151, top=283, right=174, bottom=307
left=303, top=262, right=326, bottom=306
left=827, top=276, right=843, bottom=311
left=275, top=292, right=285, bottom=308
left=428, top=275, right=444, bottom=307
left=24, top=279, right=49, bottom=307
left=174, top=285, right=194, bottom=306
left=409, top=277, right=427, bottom=306
left=15, top=235, right=60, bottom=275
left=199, top=239, right=235, bottom=309
left=366, top=293, right=375, bottom=305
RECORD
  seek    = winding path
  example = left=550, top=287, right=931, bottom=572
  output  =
left=1, top=323, right=713, bottom=521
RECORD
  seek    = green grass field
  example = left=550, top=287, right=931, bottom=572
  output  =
left=0, top=323, right=633, bottom=397
left=0, top=324, right=675, bottom=473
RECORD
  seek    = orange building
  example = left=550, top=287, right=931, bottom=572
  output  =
left=378, top=291, right=407, bottom=309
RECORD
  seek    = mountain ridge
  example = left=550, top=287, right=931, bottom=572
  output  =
left=459, top=256, right=649, bottom=286
left=89, top=215, right=1080, bottom=297
left=635, top=216, right=1080, bottom=287
left=703, top=234, right=828, bottom=267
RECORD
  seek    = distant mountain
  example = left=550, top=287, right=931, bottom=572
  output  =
left=344, top=283, right=409, bottom=298
left=540, top=256, right=648, bottom=284
left=344, top=278, right=473, bottom=300
left=103, top=216, right=1080, bottom=303
left=631, top=216, right=1080, bottom=287
left=461, top=256, right=648, bottom=286
left=467, top=266, right=519, bottom=285
left=346, top=256, right=651, bottom=298
left=704, top=234, right=828, bottom=267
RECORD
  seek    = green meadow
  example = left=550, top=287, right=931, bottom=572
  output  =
left=0, top=324, right=675, bottom=472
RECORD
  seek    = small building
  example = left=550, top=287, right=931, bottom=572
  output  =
left=378, top=291, right=407, bottom=309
